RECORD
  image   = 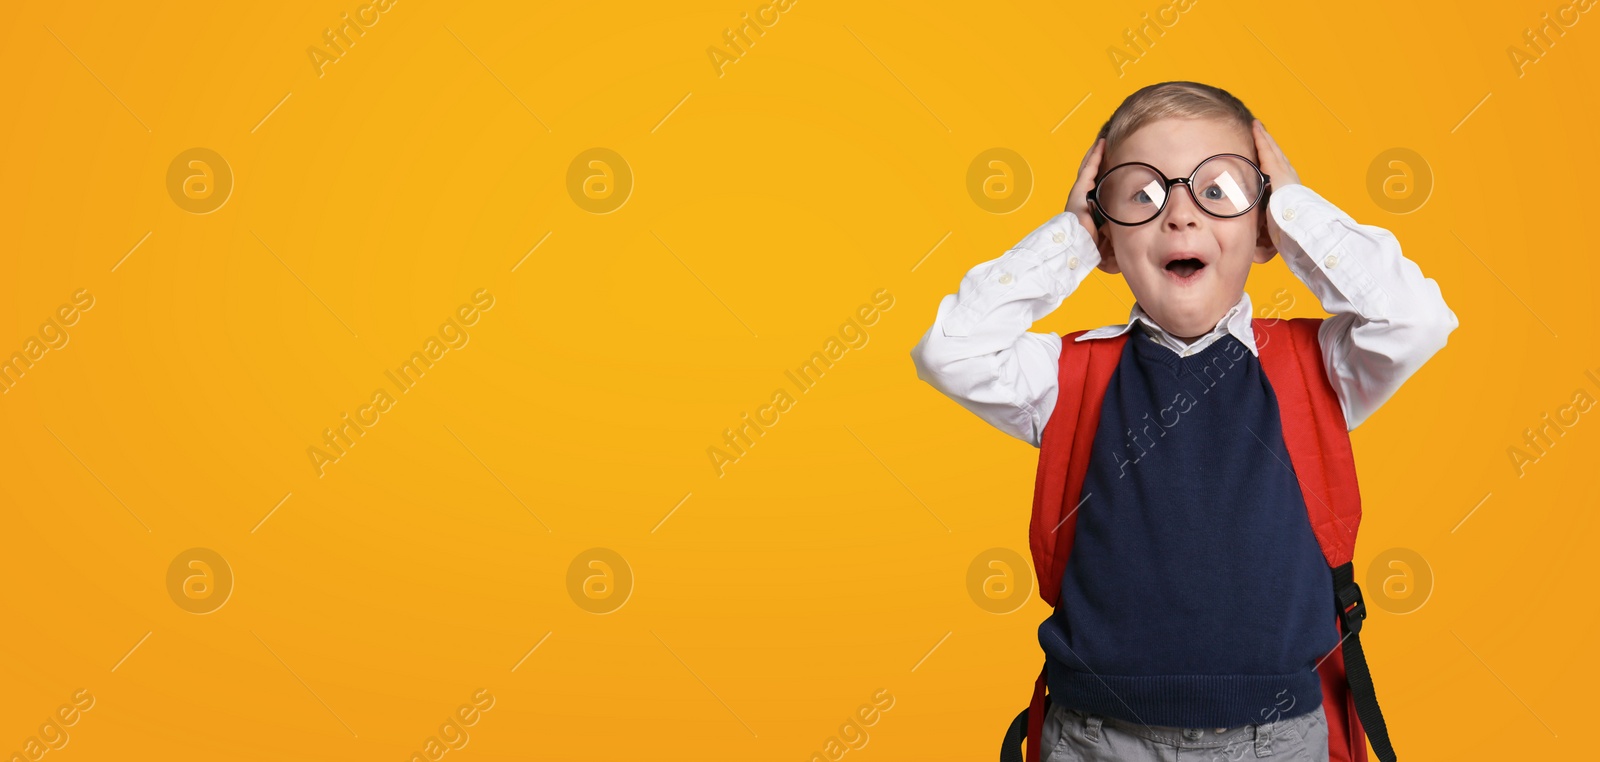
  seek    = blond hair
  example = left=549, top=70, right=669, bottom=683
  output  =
left=1095, top=81, right=1255, bottom=157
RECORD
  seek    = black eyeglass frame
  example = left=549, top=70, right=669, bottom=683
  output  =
left=1086, top=153, right=1271, bottom=227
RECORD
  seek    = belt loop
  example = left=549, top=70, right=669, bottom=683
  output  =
left=1084, top=714, right=1103, bottom=743
left=1253, top=718, right=1274, bottom=757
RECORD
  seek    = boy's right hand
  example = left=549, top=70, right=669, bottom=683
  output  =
left=1064, top=138, right=1113, bottom=270
left=1063, top=138, right=1105, bottom=236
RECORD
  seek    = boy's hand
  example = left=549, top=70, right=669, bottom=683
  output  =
left=1064, top=138, right=1114, bottom=267
left=1064, top=138, right=1105, bottom=238
left=1252, top=120, right=1300, bottom=250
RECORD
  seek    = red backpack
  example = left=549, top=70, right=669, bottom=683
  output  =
left=999, top=317, right=1398, bottom=762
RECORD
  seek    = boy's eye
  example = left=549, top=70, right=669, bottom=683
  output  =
left=1133, top=189, right=1153, bottom=204
left=1201, top=184, right=1224, bottom=200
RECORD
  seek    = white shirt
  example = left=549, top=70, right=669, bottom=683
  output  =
left=910, top=184, right=1460, bottom=447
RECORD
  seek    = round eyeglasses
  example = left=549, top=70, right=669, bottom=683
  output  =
left=1086, top=154, right=1270, bottom=227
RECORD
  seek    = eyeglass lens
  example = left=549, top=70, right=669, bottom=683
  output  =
left=1096, top=156, right=1262, bottom=224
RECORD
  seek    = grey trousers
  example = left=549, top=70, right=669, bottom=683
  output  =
left=1040, top=702, right=1329, bottom=762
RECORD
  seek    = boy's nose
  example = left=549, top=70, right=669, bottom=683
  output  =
left=1162, top=185, right=1204, bottom=230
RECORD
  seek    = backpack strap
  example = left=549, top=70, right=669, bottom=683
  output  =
left=1029, top=330, right=1129, bottom=609
left=1016, top=329, right=1128, bottom=762
left=1254, top=317, right=1396, bottom=762
left=1251, top=317, right=1360, bottom=567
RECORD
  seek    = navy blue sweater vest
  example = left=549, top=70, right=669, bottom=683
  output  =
left=1038, top=329, right=1338, bottom=728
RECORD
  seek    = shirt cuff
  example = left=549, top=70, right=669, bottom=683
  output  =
left=1267, top=184, right=1390, bottom=315
left=1267, top=184, right=1348, bottom=247
left=1015, top=211, right=1103, bottom=281
left=945, top=212, right=1102, bottom=330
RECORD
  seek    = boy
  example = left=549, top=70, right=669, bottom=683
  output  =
left=910, top=82, right=1457, bottom=761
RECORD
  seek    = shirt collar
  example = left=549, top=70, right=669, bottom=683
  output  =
left=1072, top=292, right=1259, bottom=357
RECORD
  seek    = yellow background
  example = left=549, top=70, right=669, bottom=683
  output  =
left=1, top=0, right=1595, bottom=759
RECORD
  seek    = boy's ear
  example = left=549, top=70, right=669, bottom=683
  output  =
left=1252, top=212, right=1278, bottom=265
left=1094, top=228, right=1120, bottom=274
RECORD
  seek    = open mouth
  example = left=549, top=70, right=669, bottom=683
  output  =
left=1164, top=257, right=1207, bottom=283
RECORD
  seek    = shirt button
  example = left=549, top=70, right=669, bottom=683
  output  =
left=1067, top=256, right=1079, bottom=269
left=1182, top=728, right=1204, bottom=741
left=1283, top=207, right=1296, bottom=221
left=1052, top=231, right=1066, bottom=244
left=998, top=273, right=1014, bottom=285
left=1215, top=728, right=1227, bottom=734
left=1324, top=253, right=1338, bottom=269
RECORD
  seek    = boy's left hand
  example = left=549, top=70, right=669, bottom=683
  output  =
left=1252, top=119, right=1300, bottom=252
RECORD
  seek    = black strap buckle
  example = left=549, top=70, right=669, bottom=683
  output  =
left=1336, top=579, right=1366, bottom=635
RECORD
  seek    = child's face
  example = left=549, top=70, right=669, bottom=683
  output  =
left=1096, top=117, right=1275, bottom=340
